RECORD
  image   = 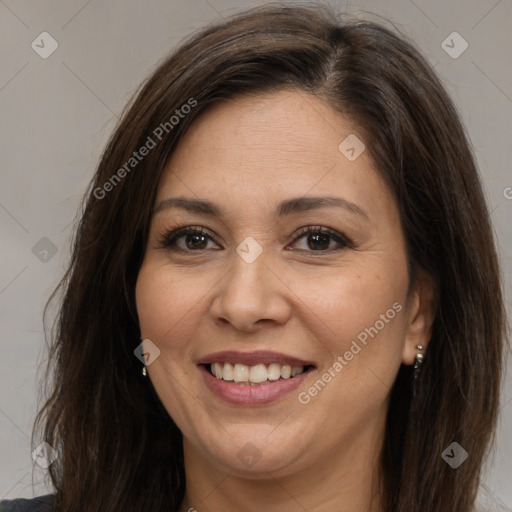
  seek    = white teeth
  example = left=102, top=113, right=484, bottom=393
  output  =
left=223, top=362, right=234, bottom=381
left=267, top=363, right=281, bottom=381
left=291, top=366, right=303, bottom=377
left=249, top=364, right=268, bottom=383
left=209, top=363, right=306, bottom=384
left=213, top=362, right=223, bottom=379
left=233, top=363, right=249, bottom=382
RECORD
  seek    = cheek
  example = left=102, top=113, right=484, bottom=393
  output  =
left=298, top=263, right=407, bottom=355
left=135, top=263, right=203, bottom=354
left=297, top=271, right=406, bottom=418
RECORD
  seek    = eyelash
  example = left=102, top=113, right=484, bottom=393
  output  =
left=156, top=225, right=353, bottom=254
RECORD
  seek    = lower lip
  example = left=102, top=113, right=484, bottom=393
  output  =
left=199, top=365, right=313, bottom=405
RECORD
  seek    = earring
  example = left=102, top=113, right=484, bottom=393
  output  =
left=413, top=344, right=424, bottom=380
left=412, top=345, right=425, bottom=402
left=142, top=366, right=147, bottom=377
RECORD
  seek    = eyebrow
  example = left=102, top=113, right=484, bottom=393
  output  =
left=152, top=195, right=368, bottom=220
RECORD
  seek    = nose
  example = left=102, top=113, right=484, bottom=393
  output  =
left=209, top=249, right=291, bottom=332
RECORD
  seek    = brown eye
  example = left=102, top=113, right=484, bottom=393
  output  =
left=157, top=225, right=352, bottom=254
left=290, top=226, right=351, bottom=252
left=158, top=227, right=220, bottom=252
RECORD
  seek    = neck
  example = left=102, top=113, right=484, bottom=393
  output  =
left=177, top=414, right=386, bottom=512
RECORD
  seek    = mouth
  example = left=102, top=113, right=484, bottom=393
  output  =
left=197, top=350, right=316, bottom=405
left=203, top=362, right=315, bottom=385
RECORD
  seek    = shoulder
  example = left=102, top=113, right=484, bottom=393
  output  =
left=0, top=494, right=55, bottom=512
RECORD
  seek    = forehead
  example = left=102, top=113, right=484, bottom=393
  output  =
left=155, top=91, right=393, bottom=222
left=167, top=91, right=363, bottom=170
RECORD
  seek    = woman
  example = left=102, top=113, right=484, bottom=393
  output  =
left=1, top=4, right=507, bottom=512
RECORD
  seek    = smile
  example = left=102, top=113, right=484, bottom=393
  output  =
left=208, top=362, right=311, bottom=384
left=197, top=350, right=316, bottom=405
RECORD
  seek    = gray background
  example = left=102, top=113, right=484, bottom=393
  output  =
left=0, top=0, right=511, bottom=508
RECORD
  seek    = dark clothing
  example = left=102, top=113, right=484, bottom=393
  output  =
left=0, top=495, right=54, bottom=512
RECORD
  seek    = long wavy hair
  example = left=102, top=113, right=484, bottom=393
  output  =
left=33, top=4, right=507, bottom=511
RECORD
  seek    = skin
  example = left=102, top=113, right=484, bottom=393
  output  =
left=135, top=90, right=435, bottom=512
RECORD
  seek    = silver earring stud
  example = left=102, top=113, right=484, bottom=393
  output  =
left=413, top=344, right=424, bottom=379
left=142, top=366, right=147, bottom=377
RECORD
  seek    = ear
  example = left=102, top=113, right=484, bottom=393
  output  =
left=401, top=268, right=436, bottom=365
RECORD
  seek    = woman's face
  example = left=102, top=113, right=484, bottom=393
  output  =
left=135, top=90, right=432, bottom=479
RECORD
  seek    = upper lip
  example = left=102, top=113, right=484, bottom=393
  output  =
left=196, top=350, right=315, bottom=367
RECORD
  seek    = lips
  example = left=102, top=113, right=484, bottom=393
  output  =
left=196, top=350, right=315, bottom=367
left=197, top=350, right=317, bottom=405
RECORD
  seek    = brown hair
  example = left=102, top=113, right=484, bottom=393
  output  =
left=33, top=3, right=507, bottom=511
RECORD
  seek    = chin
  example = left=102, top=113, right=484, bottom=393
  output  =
left=194, top=424, right=308, bottom=476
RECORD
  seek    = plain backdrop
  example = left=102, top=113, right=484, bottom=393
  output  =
left=0, top=0, right=511, bottom=509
